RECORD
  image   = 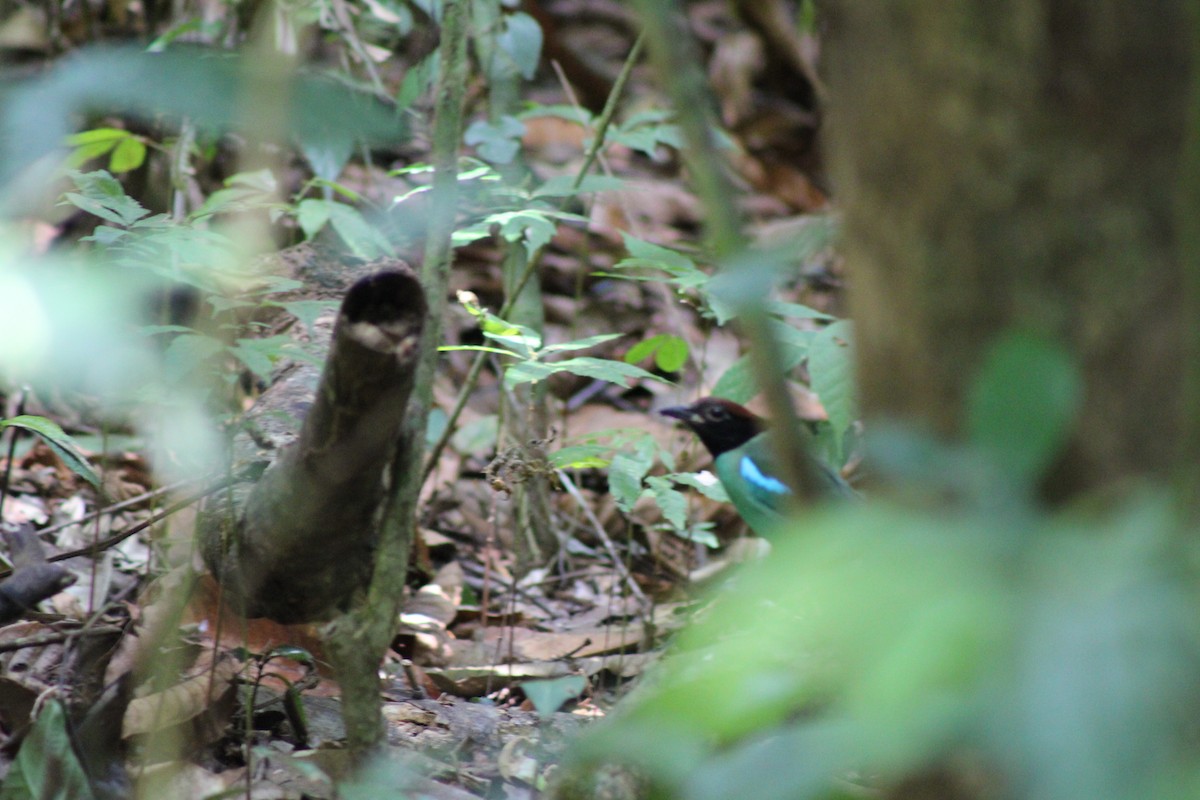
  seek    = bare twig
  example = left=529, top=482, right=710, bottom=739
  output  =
left=34, top=477, right=199, bottom=539
left=555, top=469, right=647, bottom=605
left=0, top=625, right=125, bottom=655
left=0, top=474, right=240, bottom=581
left=0, top=388, right=29, bottom=522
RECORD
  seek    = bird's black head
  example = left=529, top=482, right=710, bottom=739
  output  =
left=661, top=397, right=765, bottom=458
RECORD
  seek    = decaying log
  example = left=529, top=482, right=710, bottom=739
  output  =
left=199, top=250, right=426, bottom=623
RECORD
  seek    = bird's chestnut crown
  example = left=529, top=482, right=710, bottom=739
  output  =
left=661, top=397, right=765, bottom=458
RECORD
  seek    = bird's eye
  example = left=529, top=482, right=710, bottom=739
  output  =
left=706, top=405, right=729, bottom=422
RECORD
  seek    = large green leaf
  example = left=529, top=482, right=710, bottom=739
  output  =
left=0, top=45, right=405, bottom=187
left=0, top=415, right=101, bottom=489
left=505, top=357, right=666, bottom=388
left=808, top=320, right=856, bottom=449
left=966, top=330, right=1081, bottom=486
left=0, top=700, right=96, bottom=800
left=520, top=675, right=586, bottom=716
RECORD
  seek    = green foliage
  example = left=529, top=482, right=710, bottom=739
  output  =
left=625, top=333, right=689, bottom=374
left=465, top=115, right=526, bottom=164
left=65, top=127, right=148, bottom=174
left=520, top=105, right=682, bottom=159
left=295, top=198, right=393, bottom=259
left=573, top=491, right=1200, bottom=799
left=490, top=11, right=544, bottom=81
left=520, top=675, right=587, bottom=715
left=967, top=329, right=1082, bottom=489
left=604, top=225, right=857, bottom=477
left=808, top=320, right=855, bottom=460
left=0, top=415, right=101, bottom=489
left=0, top=700, right=96, bottom=800
left=445, top=293, right=666, bottom=390
left=1, top=45, right=405, bottom=188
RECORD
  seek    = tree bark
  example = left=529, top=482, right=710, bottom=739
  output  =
left=199, top=256, right=425, bottom=623
left=823, top=1, right=1192, bottom=499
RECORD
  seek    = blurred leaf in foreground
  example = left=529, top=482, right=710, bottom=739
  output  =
left=570, top=491, right=1200, bottom=799
left=0, top=45, right=406, bottom=196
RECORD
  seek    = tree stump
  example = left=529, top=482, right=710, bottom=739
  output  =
left=198, top=246, right=426, bottom=623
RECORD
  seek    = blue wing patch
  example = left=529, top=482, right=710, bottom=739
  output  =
left=740, top=455, right=791, bottom=496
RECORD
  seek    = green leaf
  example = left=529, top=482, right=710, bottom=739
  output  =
left=65, top=127, right=130, bottom=146
left=619, top=234, right=697, bottom=275
left=192, top=170, right=281, bottom=219
left=625, top=335, right=666, bottom=366
left=497, top=12, right=543, bottom=80
left=484, top=329, right=540, bottom=358
left=667, top=471, right=731, bottom=503
left=451, top=415, right=499, bottom=454
left=808, top=320, right=856, bottom=449
left=61, top=170, right=149, bottom=226
left=464, top=116, right=525, bottom=164
left=520, top=675, right=586, bottom=716
left=302, top=141, right=353, bottom=184
left=66, top=140, right=121, bottom=168
left=325, top=202, right=393, bottom=259
left=494, top=210, right=556, bottom=252
left=65, top=128, right=130, bottom=168
left=396, top=48, right=438, bottom=111
left=712, top=356, right=758, bottom=404
left=263, top=645, right=316, bottom=666
left=439, top=345, right=521, bottom=357
left=646, top=475, right=688, bottom=530
left=0, top=415, right=102, bottom=489
left=713, top=332, right=808, bottom=405
left=272, top=299, right=339, bottom=333
left=108, top=136, right=146, bottom=172
left=655, top=335, right=689, bottom=373
left=296, top=198, right=333, bottom=239
left=767, top=301, right=835, bottom=322
left=625, top=334, right=688, bottom=374
left=549, top=444, right=612, bottom=469
left=505, top=357, right=666, bottom=388
left=966, top=330, right=1081, bottom=485
left=0, top=700, right=97, bottom=800
left=610, top=115, right=683, bottom=158
left=228, top=341, right=277, bottom=381
left=162, top=332, right=226, bottom=384
left=609, top=454, right=650, bottom=513
left=295, top=199, right=392, bottom=258
left=2, top=46, right=407, bottom=185
left=541, top=332, right=625, bottom=353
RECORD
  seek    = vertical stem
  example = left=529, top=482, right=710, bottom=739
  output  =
left=1178, top=3, right=1200, bottom=508
left=629, top=1, right=820, bottom=499
left=326, top=0, right=470, bottom=756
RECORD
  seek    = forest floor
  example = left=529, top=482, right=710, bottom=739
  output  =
left=0, top=1, right=838, bottom=797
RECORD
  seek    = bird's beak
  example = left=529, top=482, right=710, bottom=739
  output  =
left=660, top=405, right=698, bottom=425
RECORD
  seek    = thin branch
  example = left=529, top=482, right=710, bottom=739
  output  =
left=35, top=477, right=199, bottom=539
left=0, top=625, right=125, bottom=655
left=555, top=469, right=647, bottom=605
left=420, top=33, right=647, bottom=484
left=0, top=474, right=239, bottom=580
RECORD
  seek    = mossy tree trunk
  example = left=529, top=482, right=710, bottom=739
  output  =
left=823, top=1, right=1194, bottom=500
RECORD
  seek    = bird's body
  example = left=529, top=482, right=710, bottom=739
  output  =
left=661, top=397, right=854, bottom=535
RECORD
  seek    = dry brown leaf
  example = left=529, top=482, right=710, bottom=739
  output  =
left=480, top=625, right=646, bottom=662
left=425, top=652, right=658, bottom=697
left=132, top=761, right=232, bottom=799
left=123, top=650, right=239, bottom=737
